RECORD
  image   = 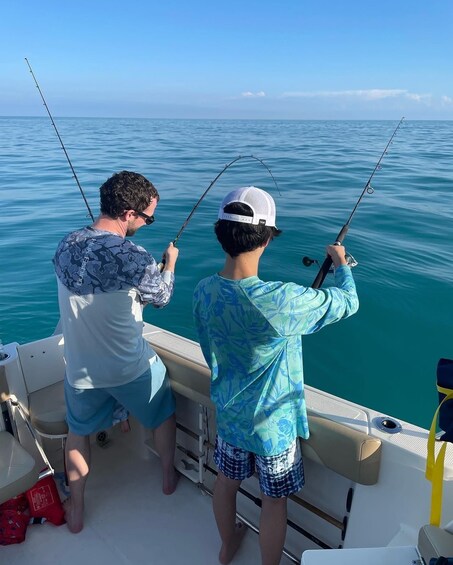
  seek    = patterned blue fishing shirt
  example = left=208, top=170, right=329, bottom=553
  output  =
left=193, top=266, right=358, bottom=456
left=54, top=226, right=173, bottom=304
left=53, top=227, right=174, bottom=388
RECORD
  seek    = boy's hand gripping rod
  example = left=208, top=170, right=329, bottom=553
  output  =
left=310, top=117, right=405, bottom=289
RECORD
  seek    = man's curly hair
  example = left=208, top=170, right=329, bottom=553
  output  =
left=99, top=171, right=159, bottom=218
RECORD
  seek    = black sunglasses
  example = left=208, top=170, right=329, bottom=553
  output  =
left=135, top=211, right=155, bottom=225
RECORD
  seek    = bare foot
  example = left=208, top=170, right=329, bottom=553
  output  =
left=63, top=498, right=84, bottom=534
left=219, top=522, right=247, bottom=564
left=162, top=468, right=180, bottom=495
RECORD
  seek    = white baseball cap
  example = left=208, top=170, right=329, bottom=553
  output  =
left=218, top=186, right=277, bottom=227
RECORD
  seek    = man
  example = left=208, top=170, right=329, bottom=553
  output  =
left=193, top=186, right=359, bottom=565
left=54, top=171, right=179, bottom=533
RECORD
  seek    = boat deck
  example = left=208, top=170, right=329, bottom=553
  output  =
left=3, top=418, right=296, bottom=565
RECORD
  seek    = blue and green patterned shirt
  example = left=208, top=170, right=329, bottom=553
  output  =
left=193, top=266, right=358, bottom=456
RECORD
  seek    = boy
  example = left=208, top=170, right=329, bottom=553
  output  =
left=193, top=186, right=358, bottom=565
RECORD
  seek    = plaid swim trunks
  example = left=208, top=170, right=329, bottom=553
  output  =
left=214, top=435, right=304, bottom=498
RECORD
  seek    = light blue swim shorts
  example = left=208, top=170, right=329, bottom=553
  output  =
left=64, top=355, right=175, bottom=435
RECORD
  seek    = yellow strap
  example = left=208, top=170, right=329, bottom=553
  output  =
left=430, top=442, right=447, bottom=526
left=426, top=391, right=453, bottom=526
left=437, top=384, right=453, bottom=397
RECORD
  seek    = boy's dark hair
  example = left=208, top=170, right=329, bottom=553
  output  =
left=214, top=202, right=281, bottom=257
left=99, top=171, right=159, bottom=218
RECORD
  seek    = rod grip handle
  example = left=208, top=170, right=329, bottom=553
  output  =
left=158, top=238, right=178, bottom=272
left=311, top=224, right=349, bottom=289
left=157, top=257, right=166, bottom=272
left=311, top=256, right=333, bottom=289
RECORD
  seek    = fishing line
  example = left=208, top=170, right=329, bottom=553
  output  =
left=305, top=117, right=405, bottom=289
left=158, top=154, right=279, bottom=269
left=25, top=58, right=95, bottom=222
left=25, top=58, right=279, bottom=258
left=173, top=155, right=280, bottom=247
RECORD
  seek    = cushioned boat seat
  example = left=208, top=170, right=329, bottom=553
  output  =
left=0, top=431, right=38, bottom=505
left=146, top=329, right=382, bottom=486
left=302, top=414, right=382, bottom=485
left=29, top=381, right=68, bottom=437
left=418, top=524, right=453, bottom=563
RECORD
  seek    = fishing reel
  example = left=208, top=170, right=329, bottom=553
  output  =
left=302, top=252, right=358, bottom=272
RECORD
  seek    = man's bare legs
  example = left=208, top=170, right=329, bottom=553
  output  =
left=119, top=418, right=131, bottom=433
left=63, top=413, right=176, bottom=533
left=260, top=494, right=287, bottom=565
left=64, top=431, right=91, bottom=533
left=213, top=472, right=247, bottom=564
left=153, top=413, right=178, bottom=495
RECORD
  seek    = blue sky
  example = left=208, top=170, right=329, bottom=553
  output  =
left=2, top=0, right=453, bottom=119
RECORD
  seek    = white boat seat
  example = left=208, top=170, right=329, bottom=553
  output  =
left=152, top=344, right=213, bottom=408
left=0, top=431, right=38, bottom=505
left=146, top=327, right=382, bottom=486
left=29, top=381, right=68, bottom=437
left=301, top=545, right=420, bottom=564
left=302, top=527, right=453, bottom=565
left=2, top=335, right=69, bottom=441
left=418, top=524, right=453, bottom=563
left=302, top=413, right=382, bottom=485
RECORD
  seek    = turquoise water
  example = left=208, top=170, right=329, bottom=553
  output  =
left=1, top=117, right=452, bottom=429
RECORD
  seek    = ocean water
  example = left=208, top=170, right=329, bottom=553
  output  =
left=1, top=117, right=452, bottom=430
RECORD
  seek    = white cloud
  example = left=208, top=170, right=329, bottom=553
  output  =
left=441, top=95, right=453, bottom=105
left=241, top=91, right=266, bottom=98
left=280, top=89, right=429, bottom=102
left=405, top=93, right=431, bottom=102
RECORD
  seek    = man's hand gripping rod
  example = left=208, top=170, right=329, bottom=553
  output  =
left=158, top=155, right=279, bottom=270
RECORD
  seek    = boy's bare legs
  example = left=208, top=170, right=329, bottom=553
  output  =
left=64, top=431, right=91, bottom=533
left=213, top=472, right=247, bottom=564
left=260, top=494, right=287, bottom=565
left=153, top=413, right=179, bottom=494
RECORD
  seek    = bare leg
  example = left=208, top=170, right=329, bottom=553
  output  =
left=64, top=431, right=91, bottom=533
left=120, top=418, right=131, bottom=433
left=259, top=494, right=287, bottom=565
left=213, top=472, right=247, bottom=564
left=152, top=413, right=178, bottom=494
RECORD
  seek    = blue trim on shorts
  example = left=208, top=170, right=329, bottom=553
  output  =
left=214, top=435, right=304, bottom=498
left=65, top=356, right=175, bottom=435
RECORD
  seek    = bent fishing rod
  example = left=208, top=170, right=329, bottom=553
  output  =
left=25, top=58, right=95, bottom=222
left=306, top=116, right=405, bottom=289
left=25, top=58, right=279, bottom=263
left=158, top=155, right=280, bottom=269
left=174, top=155, right=280, bottom=246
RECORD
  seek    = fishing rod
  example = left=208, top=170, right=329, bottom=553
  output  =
left=158, top=155, right=280, bottom=269
left=174, top=155, right=279, bottom=246
left=305, top=116, right=405, bottom=289
left=25, top=58, right=95, bottom=222
left=25, top=58, right=279, bottom=254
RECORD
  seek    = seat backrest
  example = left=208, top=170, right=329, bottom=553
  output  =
left=145, top=325, right=382, bottom=486
left=16, top=334, right=65, bottom=395
left=0, top=431, right=38, bottom=505
left=418, top=525, right=453, bottom=563
left=302, top=413, right=382, bottom=485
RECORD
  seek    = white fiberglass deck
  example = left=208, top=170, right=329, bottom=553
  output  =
left=3, top=418, right=295, bottom=565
